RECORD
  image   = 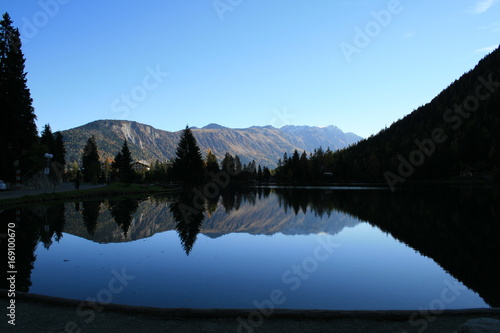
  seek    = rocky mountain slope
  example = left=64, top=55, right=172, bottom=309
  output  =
left=61, top=120, right=361, bottom=167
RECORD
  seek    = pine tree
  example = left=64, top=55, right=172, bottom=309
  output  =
left=0, top=13, right=38, bottom=181
left=113, top=140, right=134, bottom=182
left=291, top=149, right=300, bottom=178
left=234, top=155, right=242, bottom=175
left=81, top=136, right=100, bottom=183
left=221, top=152, right=235, bottom=175
left=248, top=160, right=257, bottom=175
left=39, top=125, right=66, bottom=182
left=263, top=167, right=271, bottom=182
left=205, top=149, right=220, bottom=174
left=257, top=164, right=263, bottom=182
left=172, top=126, right=204, bottom=184
left=53, top=132, right=66, bottom=166
left=40, top=124, right=55, bottom=151
left=299, top=150, right=309, bottom=179
left=112, top=152, right=123, bottom=180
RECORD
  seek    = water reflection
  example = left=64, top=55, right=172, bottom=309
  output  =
left=170, top=193, right=206, bottom=255
left=109, top=198, right=139, bottom=238
left=1, top=186, right=498, bottom=308
left=81, top=200, right=101, bottom=236
left=272, top=186, right=500, bottom=307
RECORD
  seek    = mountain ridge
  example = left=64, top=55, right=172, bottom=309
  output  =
left=61, top=120, right=362, bottom=168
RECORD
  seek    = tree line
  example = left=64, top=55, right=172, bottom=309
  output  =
left=0, top=13, right=67, bottom=185
left=273, top=147, right=336, bottom=182
left=170, top=126, right=271, bottom=185
left=75, top=126, right=272, bottom=186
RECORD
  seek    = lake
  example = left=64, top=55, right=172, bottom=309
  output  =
left=2, top=186, right=499, bottom=310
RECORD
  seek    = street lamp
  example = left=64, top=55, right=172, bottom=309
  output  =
left=44, top=153, right=53, bottom=175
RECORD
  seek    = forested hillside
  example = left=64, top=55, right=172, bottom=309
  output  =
left=276, top=46, right=500, bottom=185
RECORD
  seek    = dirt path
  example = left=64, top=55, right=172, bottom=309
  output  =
left=2, top=294, right=499, bottom=333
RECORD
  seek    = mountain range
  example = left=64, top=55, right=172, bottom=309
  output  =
left=61, top=121, right=362, bottom=168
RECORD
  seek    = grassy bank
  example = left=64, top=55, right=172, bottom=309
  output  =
left=0, top=183, right=180, bottom=208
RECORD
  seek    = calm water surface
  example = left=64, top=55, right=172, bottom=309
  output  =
left=2, top=187, right=498, bottom=310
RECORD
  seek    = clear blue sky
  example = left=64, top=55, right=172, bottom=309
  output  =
left=3, top=0, right=499, bottom=138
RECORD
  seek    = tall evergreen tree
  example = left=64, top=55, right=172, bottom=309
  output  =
left=112, top=140, right=134, bottom=182
left=40, top=124, right=55, bottom=150
left=112, top=152, right=122, bottom=180
left=234, top=155, right=242, bottom=175
left=205, top=149, right=220, bottom=174
left=53, top=132, right=66, bottom=166
left=39, top=125, right=66, bottom=182
left=263, top=166, right=271, bottom=182
left=221, top=152, right=235, bottom=175
left=172, top=126, right=204, bottom=184
left=291, top=149, right=300, bottom=177
left=299, top=150, right=309, bottom=179
left=39, top=125, right=66, bottom=183
left=0, top=13, right=38, bottom=181
left=81, top=136, right=100, bottom=183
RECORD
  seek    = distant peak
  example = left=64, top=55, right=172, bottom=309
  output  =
left=250, top=125, right=276, bottom=129
left=202, top=123, right=227, bottom=129
left=280, top=124, right=340, bottom=130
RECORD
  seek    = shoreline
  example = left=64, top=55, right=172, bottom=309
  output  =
left=4, top=290, right=500, bottom=320
left=1, top=179, right=496, bottom=208
left=2, top=291, right=500, bottom=333
left=0, top=182, right=180, bottom=208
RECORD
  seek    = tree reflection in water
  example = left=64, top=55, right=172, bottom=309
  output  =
left=81, top=200, right=101, bottom=236
left=109, top=198, right=139, bottom=238
left=169, top=191, right=206, bottom=255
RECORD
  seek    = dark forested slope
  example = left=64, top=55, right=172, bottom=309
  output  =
left=329, top=46, right=500, bottom=186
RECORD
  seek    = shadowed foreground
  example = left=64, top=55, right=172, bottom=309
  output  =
left=1, top=293, right=499, bottom=333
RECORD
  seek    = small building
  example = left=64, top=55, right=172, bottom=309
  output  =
left=130, top=160, right=150, bottom=172
left=165, top=159, right=174, bottom=169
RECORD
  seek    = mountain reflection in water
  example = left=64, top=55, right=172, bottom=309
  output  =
left=1, top=186, right=498, bottom=308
